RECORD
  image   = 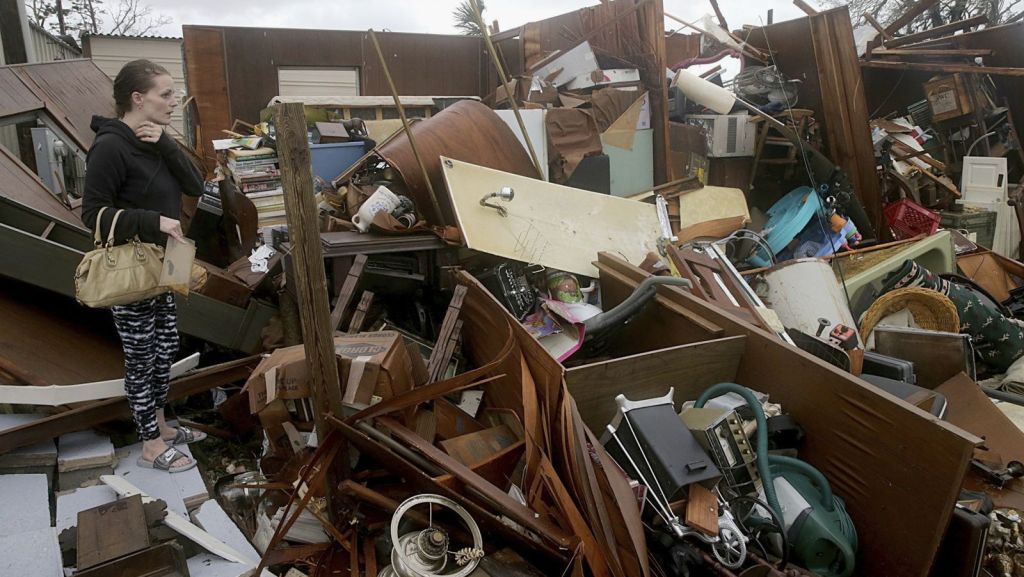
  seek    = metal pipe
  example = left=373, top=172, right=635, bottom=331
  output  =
left=367, top=29, right=447, bottom=226
left=356, top=421, right=443, bottom=476
left=470, top=0, right=544, bottom=180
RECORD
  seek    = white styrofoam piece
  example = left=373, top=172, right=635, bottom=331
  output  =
left=0, top=474, right=51, bottom=537
left=565, top=68, right=641, bottom=91
left=58, top=430, right=115, bottom=472
left=188, top=553, right=258, bottom=577
left=0, top=414, right=56, bottom=462
left=0, top=353, right=200, bottom=406
left=0, top=527, right=62, bottom=576
left=194, top=500, right=260, bottom=562
left=55, top=484, right=118, bottom=533
left=112, top=443, right=191, bottom=517
left=533, top=41, right=599, bottom=87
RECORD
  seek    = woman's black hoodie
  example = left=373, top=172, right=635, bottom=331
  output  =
left=82, top=115, right=204, bottom=246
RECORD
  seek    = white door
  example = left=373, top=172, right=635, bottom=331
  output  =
left=277, top=67, right=360, bottom=98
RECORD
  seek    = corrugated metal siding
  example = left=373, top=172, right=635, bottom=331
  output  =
left=85, top=36, right=185, bottom=135
left=0, top=125, right=19, bottom=159
left=30, top=25, right=79, bottom=62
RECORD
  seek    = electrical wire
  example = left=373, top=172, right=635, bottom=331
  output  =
left=757, top=18, right=854, bottom=313
left=714, top=228, right=776, bottom=266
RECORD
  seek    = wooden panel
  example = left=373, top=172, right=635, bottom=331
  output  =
left=215, top=27, right=483, bottom=130
left=76, top=495, right=149, bottom=570
left=14, top=59, right=116, bottom=150
left=747, top=8, right=881, bottom=236
left=595, top=252, right=980, bottom=577
left=183, top=26, right=232, bottom=169
left=440, top=156, right=660, bottom=277
left=565, top=336, right=745, bottom=433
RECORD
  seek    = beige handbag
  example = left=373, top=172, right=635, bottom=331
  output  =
left=75, top=207, right=167, bottom=308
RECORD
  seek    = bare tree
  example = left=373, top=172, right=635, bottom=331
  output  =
left=25, top=0, right=171, bottom=37
left=823, top=0, right=1024, bottom=33
left=106, top=0, right=171, bottom=35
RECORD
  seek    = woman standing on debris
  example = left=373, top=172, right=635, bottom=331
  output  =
left=82, top=59, right=207, bottom=473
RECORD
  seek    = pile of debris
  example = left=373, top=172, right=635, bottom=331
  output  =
left=9, top=1, right=1024, bottom=576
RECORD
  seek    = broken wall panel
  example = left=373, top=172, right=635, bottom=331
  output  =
left=183, top=25, right=485, bottom=168
left=747, top=8, right=883, bottom=236
left=863, top=21, right=1024, bottom=148
left=487, top=0, right=670, bottom=184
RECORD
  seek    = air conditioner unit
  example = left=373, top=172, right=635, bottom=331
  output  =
left=686, top=114, right=757, bottom=157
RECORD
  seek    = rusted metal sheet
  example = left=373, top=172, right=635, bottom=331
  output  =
left=0, top=67, right=44, bottom=119
left=0, top=60, right=114, bottom=153
left=0, top=145, right=82, bottom=227
left=376, top=99, right=536, bottom=225
left=14, top=59, right=116, bottom=150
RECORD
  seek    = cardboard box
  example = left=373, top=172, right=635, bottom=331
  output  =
left=245, top=331, right=416, bottom=414
left=925, top=74, right=973, bottom=123
left=336, top=331, right=415, bottom=406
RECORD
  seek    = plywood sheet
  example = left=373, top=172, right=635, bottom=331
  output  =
left=441, top=156, right=659, bottom=277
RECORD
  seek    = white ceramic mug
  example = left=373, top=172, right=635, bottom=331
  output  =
left=352, top=185, right=401, bottom=232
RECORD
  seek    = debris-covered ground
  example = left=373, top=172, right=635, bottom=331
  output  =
left=4, top=1, right=1024, bottom=576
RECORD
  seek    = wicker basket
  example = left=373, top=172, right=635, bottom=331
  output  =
left=860, top=287, right=960, bottom=341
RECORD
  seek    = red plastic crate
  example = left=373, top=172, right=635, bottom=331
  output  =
left=884, top=198, right=941, bottom=240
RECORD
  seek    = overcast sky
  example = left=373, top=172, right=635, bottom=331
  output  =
left=136, top=0, right=815, bottom=38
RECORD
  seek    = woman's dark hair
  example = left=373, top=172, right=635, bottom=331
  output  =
left=113, top=59, right=170, bottom=117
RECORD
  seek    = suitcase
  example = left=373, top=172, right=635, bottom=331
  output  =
left=929, top=504, right=990, bottom=577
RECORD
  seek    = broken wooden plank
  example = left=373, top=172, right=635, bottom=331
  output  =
left=0, top=356, right=49, bottom=386
left=438, top=424, right=518, bottom=467
left=427, top=286, right=468, bottom=383
left=685, top=483, right=720, bottom=536
left=330, top=254, right=368, bottom=331
left=861, top=59, right=1024, bottom=77
left=793, top=0, right=818, bottom=15
left=0, top=356, right=257, bottom=455
left=884, top=15, right=988, bottom=48
left=347, top=290, right=375, bottom=334
left=863, top=13, right=892, bottom=41
left=872, top=47, right=993, bottom=57
left=76, top=495, right=150, bottom=570
left=883, top=0, right=940, bottom=36
left=0, top=353, right=200, bottom=406
left=277, top=101, right=344, bottom=445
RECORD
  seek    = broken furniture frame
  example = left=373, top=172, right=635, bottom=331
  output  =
left=576, top=252, right=979, bottom=577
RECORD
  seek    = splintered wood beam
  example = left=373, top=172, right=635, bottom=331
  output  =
left=883, top=15, right=988, bottom=48
left=709, top=0, right=729, bottom=30
left=872, top=48, right=993, bottom=57
left=863, top=13, right=892, bottom=40
left=347, top=290, right=375, bottom=334
left=275, top=101, right=344, bottom=439
left=861, top=59, right=1024, bottom=77
left=883, top=0, right=940, bottom=35
left=794, top=0, right=818, bottom=15
left=427, top=285, right=468, bottom=383
left=330, top=254, right=368, bottom=331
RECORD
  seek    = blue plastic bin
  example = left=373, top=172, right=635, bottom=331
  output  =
left=309, top=142, right=365, bottom=182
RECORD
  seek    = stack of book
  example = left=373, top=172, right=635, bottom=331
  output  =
left=226, top=147, right=286, bottom=227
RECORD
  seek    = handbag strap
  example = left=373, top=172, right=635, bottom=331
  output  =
left=94, top=207, right=126, bottom=248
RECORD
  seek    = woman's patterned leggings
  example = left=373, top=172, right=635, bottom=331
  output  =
left=111, top=292, right=179, bottom=441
